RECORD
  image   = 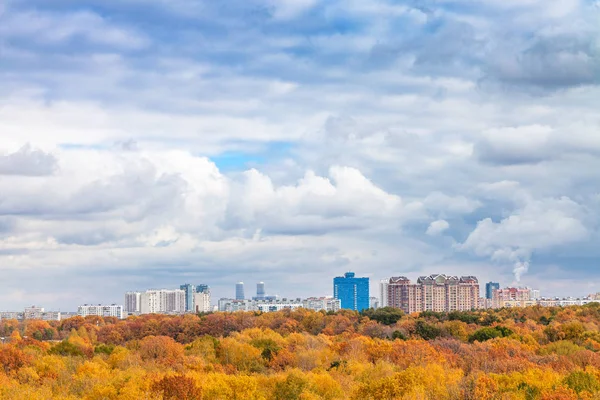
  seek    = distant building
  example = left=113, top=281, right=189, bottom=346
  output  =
left=485, top=282, right=500, bottom=299
left=236, top=282, right=245, bottom=300
left=379, top=279, right=389, bottom=308
left=255, top=299, right=303, bottom=313
left=196, top=284, right=210, bottom=294
left=385, top=274, right=480, bottom=313
left=530, top=289, right=541, bottom=300
left=78, top=304, right=124, bottom=319
left=217, top=297, right=341, bottom=313
left=218, top=298, right=253, bottom=312
left=256, top=282, right=266, bottom=300
left=1, top=307, right=61, bottom=321
left=140, top=289, right=186, bottom=314
left=180, top=284, right=196, bottom=312
left=125, top=292, right=141, bottom=314
left=492, top=287, right=531, bottom=308
left=194, top=291, right=211, bottom=313
left=24, top=306, right=61, bottom=321
left=370, top=297, right=379, bottom=310
left=333, top=272, right=370, bottom=312
left=303, top=297, right=341, bottom=312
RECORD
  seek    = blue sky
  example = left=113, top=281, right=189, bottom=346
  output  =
left=0, top=0, right=599, bottom=309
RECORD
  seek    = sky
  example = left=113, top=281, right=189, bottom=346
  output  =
left=0, top=0, right=599, bottom=310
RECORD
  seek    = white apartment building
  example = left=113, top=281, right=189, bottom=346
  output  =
left=194, top=291, right=211, bottom=313
left=140, top=289, right=186, bottom=314
left=125, top=291, right=142, bottom=314
left=78, top=304, right=124, bottom=319
left=218, top=298, right=254, bottom=312
left=303, top=297, right=341, bottom=312
left=254, top=299, right=303, bottom=312
left=379, top=279, right=389, bottom=308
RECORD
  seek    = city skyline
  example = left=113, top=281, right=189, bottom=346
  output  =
left=0, top=271, right=589, bottom=311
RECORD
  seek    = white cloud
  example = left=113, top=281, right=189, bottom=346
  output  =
left=426, top=219, right=450, bottom=236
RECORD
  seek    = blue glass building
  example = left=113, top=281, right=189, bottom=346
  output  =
left=333, top=272, right=369, bottom=311
left=180, top=284, right=195, bottom=312
left=485, top=282, right=500, bottom=299
left=196, top=284, right=210, bottom=294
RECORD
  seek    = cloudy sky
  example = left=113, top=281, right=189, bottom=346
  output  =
left=1, top=0, right=599, bottom=310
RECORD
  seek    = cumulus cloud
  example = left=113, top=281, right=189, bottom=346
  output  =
left=0, top=144, right=58, bottom=176
left=460, top=197, right=590, bottom=280
left=426, top=219, right=450, bottom=236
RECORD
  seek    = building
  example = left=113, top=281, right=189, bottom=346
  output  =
left=492, top=287, right=531, bottom=308
left=530, top=289, right=541, bottom=300
left=217, top=297, right=341, bottom=313
left=256, top=282, right=266, bottom=300
left=140, top=289, right=186, bottom=314
left=78, top=304, right=124, bottom=319
left=23, top=306, right=62, bottom=321
left=370, top=297, right=379, bottom=310
left=379, top=279, right=389, bottom=308
left=385, top=274, right=480, bottom=313
left=254, top=299, right=303, bottom=313
left=197, top=284, right=210, bottom=294
left=125, top=292, right=141, bottom=314
left=236, top=282, right=245, bottom=300
left=303, top=297, right=341, bottom=312
left=194, top=291, right=211, bottom=313
left=218, top=298, right=254, bottom=312
left=180, top=284, right=196, bottom=312
left=485, top=282, right=500, bottom=299
left=333, top=272, right=370, bottom=312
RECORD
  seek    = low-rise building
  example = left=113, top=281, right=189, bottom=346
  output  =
left=303, top=297, right=341, bottom=312
left=78, top=304, right=124, bottom=319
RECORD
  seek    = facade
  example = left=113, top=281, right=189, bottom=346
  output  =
left=1, top=308, right=61, bottom=321
left=78, top=304, right=124, bottom=319
left=333, top=272, right=370, bottom=311
left=370, top=297, right=379, bottom=310
left=379, top=279, right=389, bottom=308
left=180, top=284, right=196, bottom=312
left=194, top=292, right=211, bottom=313
left=256, top=282, right=266, bottom=300
left=125, top=292, right=141, bottom=314
left=492, top=287, right=531, bottom=308
left=530, top=289, right=541, bottom=300
left=218, top=298, right=254, bottom=312
left=485, top=282, right=500, bottom=299
left=236, top=282, right=245, bottom=300
left=303, top=297, right=341, bottom=312
left=140, top=289, right=186, bottom=314
left=218, top=297, right=341, bottom=313
left=255, top=299, right=303, bottom=312
left=196, top=284, right=210, bottom=294
left=386, top=274, right=480, bottom=313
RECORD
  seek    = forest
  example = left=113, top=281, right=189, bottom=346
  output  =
left=2, top=305, right=600, bottom=399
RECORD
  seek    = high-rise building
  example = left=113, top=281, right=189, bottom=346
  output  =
left=180, top=284, right=196, bottom=312
left=140, top=289, right=186, bottom=314
left=386, top=274, right=480, bottom=313
left=236, top=282, right=245, bottom=300
left=370, top=297, right=379, bottom=310
left=333, top=272, right=370, bottom=311
left=78, top=304, right=124, bottom=319
left=194, top=291, right=211, bottom=313
left=125, top=292, right=141, bottom=314
left=485, top=282, right=500, bottom=299
left=197, top=284, right=210, bottom=294
left=379, top=279, right=389, bottom=308
left=256, top=282, right=266, bottom=300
